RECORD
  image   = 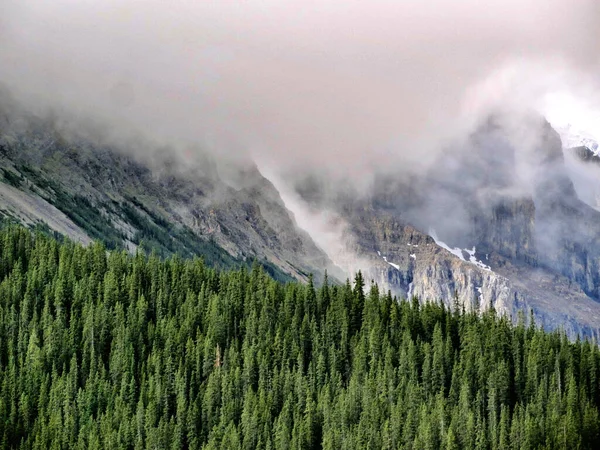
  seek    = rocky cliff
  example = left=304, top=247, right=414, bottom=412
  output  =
left=0, top=104, right=342, bottom=282
left=333, top=207, right=600, bottom=339
left=293, top=114, right=600, bottom=338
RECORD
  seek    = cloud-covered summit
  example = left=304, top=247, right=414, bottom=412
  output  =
left=1, top=0, right=599, bottom=180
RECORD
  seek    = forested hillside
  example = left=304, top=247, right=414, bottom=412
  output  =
left=0, top=226, right=599, bottom=449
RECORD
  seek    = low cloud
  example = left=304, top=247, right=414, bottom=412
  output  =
left=2, top=1, right=599, bottom=173
left=2, top=1, right=600, bottom=271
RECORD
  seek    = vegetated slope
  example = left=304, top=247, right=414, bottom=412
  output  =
left=0, top=226, right=598, bottom=448
left=0, top=103, right=340, bottom=283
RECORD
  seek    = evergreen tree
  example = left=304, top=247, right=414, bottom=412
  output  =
left=0, top=225, right=597, bottom=449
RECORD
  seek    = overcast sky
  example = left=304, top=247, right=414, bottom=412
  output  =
left=1, top=0, right=600, bottom=178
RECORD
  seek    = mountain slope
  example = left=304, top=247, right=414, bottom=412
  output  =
left=0, top=106, right=341, bottom=283
left=292, top=114, right=600, bottom=338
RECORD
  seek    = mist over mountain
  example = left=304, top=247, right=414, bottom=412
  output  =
left=2, top=0, right=600, bottom=174
left=2, top=1, right=600, bottom=339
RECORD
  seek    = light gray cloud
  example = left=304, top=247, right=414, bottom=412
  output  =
left=1, top=0, right=599, bottom=178
left=2, top=0, right=600, bottom=271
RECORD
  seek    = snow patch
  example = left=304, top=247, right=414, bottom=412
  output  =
left=557, top=124, right=600, bottom=154
left=429, top=229, right=491, bottom=271
left=464, top=247, right=491, bottom=271
left=410, top=253, right=416, bottom=260
left=379, top=253, right=400, bottom=271
left=429, top=229, right=466, bottom=260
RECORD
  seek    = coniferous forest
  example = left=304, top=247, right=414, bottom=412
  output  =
left=0, top=226, right=599, bottom=449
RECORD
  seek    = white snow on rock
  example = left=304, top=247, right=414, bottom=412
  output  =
left=379, top=253, right=400, bottom=271
left=557, top=124, right=600, bottom=154
left=464, top=247, right=491, bottom=271
left=429, top=229, right=491, bottom=271
left=429, top=229, right=467, bottom=259
left=410, top=254, right=416, bottom=260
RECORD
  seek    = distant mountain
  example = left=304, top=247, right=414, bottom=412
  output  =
left=559, top=125, right=600, bottom=212
left=293, top=115, right=600, bottom=339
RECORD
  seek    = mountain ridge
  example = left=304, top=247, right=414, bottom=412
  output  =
left=0, top=105, right=343, bottom=284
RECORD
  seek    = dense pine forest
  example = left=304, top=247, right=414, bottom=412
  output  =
left=0, top=226, right=599, bottom=449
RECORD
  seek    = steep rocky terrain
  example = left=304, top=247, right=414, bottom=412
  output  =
left=339, top=210, right=600, bottom=339
left=293, top=114, right=600, bottom=338
left=0, top=105, right=342, bottom=283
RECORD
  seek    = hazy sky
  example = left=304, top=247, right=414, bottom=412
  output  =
left=1, top=0, right=600, bottom=178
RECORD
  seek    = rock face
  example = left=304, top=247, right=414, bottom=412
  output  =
left=337, top=209, right=600, bottom=340
left=295, top=114, right=600, bottom=339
